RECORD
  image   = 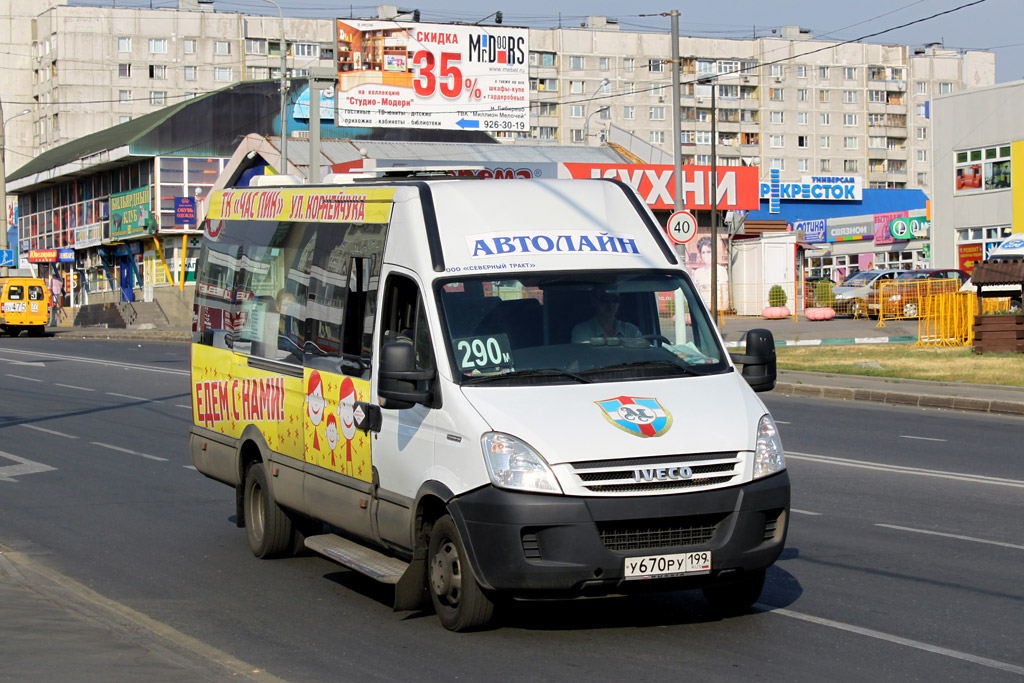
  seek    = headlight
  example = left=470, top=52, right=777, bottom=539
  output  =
left=482, top=432, right=563, bottom=494
left=753, top=414, right=785, bottom=479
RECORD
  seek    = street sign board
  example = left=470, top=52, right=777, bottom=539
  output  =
left=666, top=210, right=697, bottom=245
left=0, top=249, right=15, bottom=267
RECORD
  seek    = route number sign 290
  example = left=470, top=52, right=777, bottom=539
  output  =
left=454, top=334, right=512, bottom=375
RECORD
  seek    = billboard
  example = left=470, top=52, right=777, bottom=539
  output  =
left=110, top=186, right=154, bottom=240
left=759, top=175, right=863, bottom=202
left=335, top=20, right=528, bottom=132
left=563, top=163, right=760, bottom=211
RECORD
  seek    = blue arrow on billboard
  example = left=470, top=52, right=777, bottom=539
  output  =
left=456, top=118, right=480, bottom=129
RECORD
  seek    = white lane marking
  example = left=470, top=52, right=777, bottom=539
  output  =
left=19, top=424, right=78, bottom=439
left=760, top=606, right=1024, bottom=676
left=90, top=442, right=168, bottom=462
left=899, top=435, right=947, bottom=442
left=5, top=374, right=42, bottom=382
left=175, top=404, right=191, bottom=409
left=0, top=358, right=45, bottom=367
left=55, top=383, right=95, bottom=392
left=107, top=392, right=152, bottom=402
left=0, top=451, right=57, bottom=482
left=875, top=524, right=1024, bottom=551
left=183, top=465, right=197, bottom=470
left=0, top=348, right=188, bottom=376
left=787, top=452, right=1024, bottom=489
left=791, top=509, right=822, bottom=516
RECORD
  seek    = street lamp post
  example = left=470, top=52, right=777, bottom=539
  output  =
left=1, top=104, right=32, bottom=277
left=584, top=105, right=609, bottom=143
left=262, top=0, right=288, bottom=174
left=583, top=77, right=610, bottom=145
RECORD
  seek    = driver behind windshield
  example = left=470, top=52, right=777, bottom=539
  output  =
left=571, top=287, right=642, bottom=342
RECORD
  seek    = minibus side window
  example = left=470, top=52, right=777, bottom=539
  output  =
left=379, top=275, right=435, bottom=377
left=28, top=286, right=45, bottom=301
left=8, top=286, right=23, bottom=300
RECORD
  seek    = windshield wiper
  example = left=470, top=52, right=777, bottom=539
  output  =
left=581, top=359, right=707, bottom=377
left=463, top=368, right=593, bottom=385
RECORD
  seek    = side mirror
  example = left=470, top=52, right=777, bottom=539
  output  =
left=378, top=341, right=436, bottom=409
left=729, top=328, right=777, bottom=392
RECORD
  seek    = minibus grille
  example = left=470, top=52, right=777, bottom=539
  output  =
left=569, top=452, right=742, bottom=495
left=598, top=515, right=722, bottom=552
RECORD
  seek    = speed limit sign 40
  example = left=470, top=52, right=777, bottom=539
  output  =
left=666, top=210, right=697, bottom=245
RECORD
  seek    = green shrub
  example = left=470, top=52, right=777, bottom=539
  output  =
left=768, top=284, right=787, bottom=307
left=814, top=280, right=836, bottom=308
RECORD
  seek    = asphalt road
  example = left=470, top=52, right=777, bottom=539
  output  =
left=0, top=338, right=1022, bottom=682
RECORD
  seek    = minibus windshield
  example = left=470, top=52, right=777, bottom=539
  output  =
left=437, top=271, right=730, bottom=385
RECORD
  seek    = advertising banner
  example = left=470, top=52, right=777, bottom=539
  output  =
left=873, top=210, right=908, bottom=245
left=110, top=186, right=153, bottom=240
left=759, top=175, right=863, bottom=202
left=335, top=20, right=528, bottom=132
left=562, top=163, right=760, bottom=210
left=28, top=249, right=59, bottom=263
left=174, top=197, right=197, bottom=225
left=793, top=218, right=827, bottom=243
left=826, top=222, right=872, bottom=242
left=957, top=243, right=984, bottom=274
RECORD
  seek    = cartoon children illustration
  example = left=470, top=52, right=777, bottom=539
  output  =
left=307, top=370, right=325, bottom=451
left=324, top=413, right=339, bottom=466
left=338, top=377, right=358, bottom=475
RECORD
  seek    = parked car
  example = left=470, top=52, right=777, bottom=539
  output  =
left=832, top=269, right=905, bottom=317
left=866, top=268, right=969, bottom=318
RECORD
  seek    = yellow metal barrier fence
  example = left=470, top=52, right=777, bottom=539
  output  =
left=875, top=278, right=960, bottom=327
left=916, top=292, right=1013, bottom=347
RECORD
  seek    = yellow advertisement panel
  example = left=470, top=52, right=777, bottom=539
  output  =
left=192, top=345, right=372, bottom=482
left=207, top=187, right=396, bottom=224
left=1013, top=140, right=1024, bottom=233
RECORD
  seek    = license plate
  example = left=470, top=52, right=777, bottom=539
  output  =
left=624, top=551, right=711, bottom=580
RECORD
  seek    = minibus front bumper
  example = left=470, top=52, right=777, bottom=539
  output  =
left=447, top=471, right=790, bottom=596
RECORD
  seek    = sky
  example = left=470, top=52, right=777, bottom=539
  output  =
left=72, top=0, right=1022, bottom=83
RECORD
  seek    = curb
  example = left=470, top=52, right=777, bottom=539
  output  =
left=774, top=380, right=1024, bottom=417
left=724, top=336, right=917, bottom=348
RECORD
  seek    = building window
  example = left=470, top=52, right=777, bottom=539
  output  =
left=769, top=87, right=784, bottom=101
left=148, top=38, right=167, bottom=54
left=796, top=88, right=807, bottom=102
left=212, top=41, right=229, bottom=55
left=119, top=115, right=131, bottom=124
left=246, top=66, right=270, bottom=79
left=917, top=172, right=928, bottom=186
left=869, top=136, right=886, bottom=149
left=570, top=55, right=584, bottom=70
left=119, top=89, right=132, bottom=103
left=819, top=66, right=830, bottom=79
left=118, top=63, right=132, bottom=78
left=649, top=106, right=665, bottom=120
left=916, top=103, right=927, bottom=117
left=295, top=43, right=318, bottom=57
left=820, top=159, right=831, bottom=172
left=797, top=112, right=808, bottom=125
left=770, top=158, right=784, bottom=171
left=650, top=130, right=665, bottom=144
left=599, top=57, right=610, bottom=71
left=214, top=67, right=233, bottom=81
left=695, top=131, right=712, bottom=145
left=844, top=113, right=858, bottom=126
left=843, top=67, right=857, bottom=80
left=770, top=134, right=784, bottom=148
left=538, top=78, right=557, bottom=91
left=538, top=102, right=556, bottom=115
left=769, top=64, right=784, bottom=78
left=624, top=57, right=634, bottom=72
left=820, top=135, right=831, bottom=149
left=718, top=60, right=740, bottom=75
left=798, top=158, right=809, bottom=172
left=844, top=136, right=858, bottom=150
left=917, top=149, right=927, bottom=162
left=954, top=145, right=1011, bottom=193
left=184, top=65, right=198, bottom=81
left=571, top=129, right=584, bottom=143
left=868, top=113, right=885, bottom=126
left=843, top=90, right=857, bottom=104
left=184, top=39, right=196, bottom=54
left=844, top=159, right=858, bottom=173
left=118, top=37, right=132, bottom=52
left=916, top=127, right=928, bottom=140
left=916, top=82, right=927, bottom=94
left=570, top=81, right=583, bottom=94
left=769, top=111, right=784, bottom=124
left=795, top=65, right=806, bottom=78
left=819, top=89, right=830, bottom=103
left=569, top=104, right=583, bottom=118
left=599, top=80, right=611, bottom=94
left=245, top=38, right=267, bottom=55
left=150, top=91, right=166, bottom=105
left=819, top=113, right=831, bottom=125
left=868, top=90, right=886, bottom=103
left=623, top=105, right=635, bottom=120
left=649, top=59, right=664, bottom=73
left=797, top=135, right=809, bottom=149
left=149, top=64, right=167, bottom=79
left=939, top=82, right=953, bottom=94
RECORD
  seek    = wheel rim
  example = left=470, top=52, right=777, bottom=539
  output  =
left=430, top=538, right=463, bottom=608
left=904, top=302, right=918, bottom=318
left=247, top=479, right=265, bottom=544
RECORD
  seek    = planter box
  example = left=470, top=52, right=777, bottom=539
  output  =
left=973, top=314, right=1024, bottom=354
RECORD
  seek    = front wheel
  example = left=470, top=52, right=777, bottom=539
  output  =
left=244, top=462, right=293, bottom=558
left=701, top=569, right=766, bottom=615
left=428, top=515, right=494, bottom=632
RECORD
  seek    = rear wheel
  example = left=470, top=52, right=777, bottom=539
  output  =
left=244, top=462, right=293, bottom=558
left=701, top=569, right=766, bottom=615
left=428, top=514, right=494, bottom=632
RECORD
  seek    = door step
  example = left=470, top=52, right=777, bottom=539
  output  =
left=305, top=534, right=409, bottom=584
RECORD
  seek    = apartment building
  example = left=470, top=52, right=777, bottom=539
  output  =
left=1, top=2, right=996, bottom=193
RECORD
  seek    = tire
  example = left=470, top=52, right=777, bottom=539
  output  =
left=428, top=514, right=494, bottom=632
left=701, top=569, right=766, bottom=615
left=903, top=301, right=919, bottom=319
left=850, top=299, right=865, bottom=318
left=243, top=462, right=293, bottom=559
